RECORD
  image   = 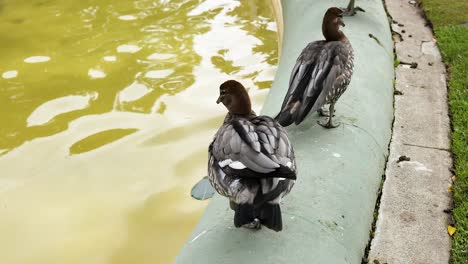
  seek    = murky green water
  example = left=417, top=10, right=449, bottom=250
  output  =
left=0, top=0, right=278, bottom=263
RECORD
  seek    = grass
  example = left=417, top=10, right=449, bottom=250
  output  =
left=421, top=0, right=468, bottom=263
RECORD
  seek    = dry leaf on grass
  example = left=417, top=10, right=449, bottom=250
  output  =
left=448, top=225, right=456, bottom=236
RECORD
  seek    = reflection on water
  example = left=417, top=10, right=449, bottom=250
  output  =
left=0, top=0, right=278, bottom=263
left=69, top=128, right=139, bottom=155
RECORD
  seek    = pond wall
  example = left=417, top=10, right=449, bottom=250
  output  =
left=175, top=0, right=394, bottom=263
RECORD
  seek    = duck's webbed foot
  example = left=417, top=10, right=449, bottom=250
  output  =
left=355, top=6, right=365, bottom=13
left=243, top=218, right=261, bottom=230
left=318, top=103, right=339, bottom=128
left=318, top=118, right=340, bottom=129
left=341, top=0, right=365, bottom=16
left=234, top=204, right=261, bottom=229
left=341, top=6, right=365, bottom=16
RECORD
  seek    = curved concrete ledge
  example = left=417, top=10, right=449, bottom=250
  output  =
left=176, top=1, right=394, bottom=263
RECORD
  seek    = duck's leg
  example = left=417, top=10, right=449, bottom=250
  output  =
left=341, top=0, right=365, bottom=16
left=318, top=102, right=340, bottom=128
left=318, top=104, right=335, bottom=117
left=243, top=218, right=261, bottom=229
left=234, top=203, right=261, bottom=229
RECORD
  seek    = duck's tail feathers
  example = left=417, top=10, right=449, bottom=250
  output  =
left=259, top=203, right=282, bottom=231
left=275, top=111, right=294, bottom=127
left=296, top=91, right=325, bottom=125
left=295, top=102, right=314, bottom=125
left=274, top=101, right=301, bottom=127
left=233, top=203, right=255, bottom=228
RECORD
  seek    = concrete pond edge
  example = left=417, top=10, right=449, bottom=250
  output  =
left=367, top=0, right=453, bottom=263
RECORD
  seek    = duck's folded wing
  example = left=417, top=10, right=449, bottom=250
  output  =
left=275, top=41, right=326, bottom=125
left=252, top=117, right=295, bottom=168
left=211, top=118, right=296, bottom=180
left=296, top=42, right=349, bottom=123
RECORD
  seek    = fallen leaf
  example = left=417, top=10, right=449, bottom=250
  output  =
left=448, top=186, right=453, bottom=193
left=451, top=176, right=456, bottom=182
left=448, top=225, right=456, bottom=236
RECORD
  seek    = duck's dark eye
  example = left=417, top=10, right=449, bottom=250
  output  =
left=220, top=90, right=226, bottom=95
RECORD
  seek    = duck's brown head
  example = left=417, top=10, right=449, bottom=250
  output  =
left=216, top=80, right=252, bottom=115
left=322, top=7, right=346, bottom=41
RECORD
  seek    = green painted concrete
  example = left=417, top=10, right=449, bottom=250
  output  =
left=175, top=1, right=394, bottom=263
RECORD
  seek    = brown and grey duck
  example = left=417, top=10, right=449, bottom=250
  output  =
left=275, top=7, right=354, bottom=128
left=208, top=80, right=297, bottom=232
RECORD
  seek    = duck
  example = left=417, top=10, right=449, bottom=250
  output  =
left=275, top=7, right=354, bottom=128
left=208, top=80, right=297, bottom=232
left=342, top=0, right=365, bottom=16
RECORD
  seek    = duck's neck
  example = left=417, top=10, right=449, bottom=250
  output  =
left=224, top=111, right=256, bottom=123
left=322, top=22, right=346, bottom=42
left=228, top=91, right=252, bottom=115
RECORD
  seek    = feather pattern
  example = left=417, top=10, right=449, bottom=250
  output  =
left=208, top=114, right=296, bottom=226
left=210, top=80, right=297, bottom=231
left=276, top=38, right=354, bottom=126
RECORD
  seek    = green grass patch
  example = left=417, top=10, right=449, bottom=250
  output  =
left=422, top=0, right=468, bottom=26
left=421, top=1, right=468, bottom=263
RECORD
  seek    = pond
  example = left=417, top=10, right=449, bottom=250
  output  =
left=0, top=0, right=278, bottom=263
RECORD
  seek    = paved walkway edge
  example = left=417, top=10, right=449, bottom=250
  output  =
left=175, top=1, right=394, bottom=263
left=368, top=1, right=453, bottom=263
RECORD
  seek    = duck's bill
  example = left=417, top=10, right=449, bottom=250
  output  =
left=335, top=17, right=345, bottom=27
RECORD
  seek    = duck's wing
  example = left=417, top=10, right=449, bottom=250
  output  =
left=275, top=41, right=326, bottom=126
left=251, top=116, right=296, bottom=171
left=276, top=41, right=350, bottom=125
left=297, top=41, right=350, bottom=123
left=210, top=117, right=296, bottom=180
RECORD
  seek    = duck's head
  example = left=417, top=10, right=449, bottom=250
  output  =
left=216, top=80, right=252, bottom=115
left=322, top=7, right=346, bottom=41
